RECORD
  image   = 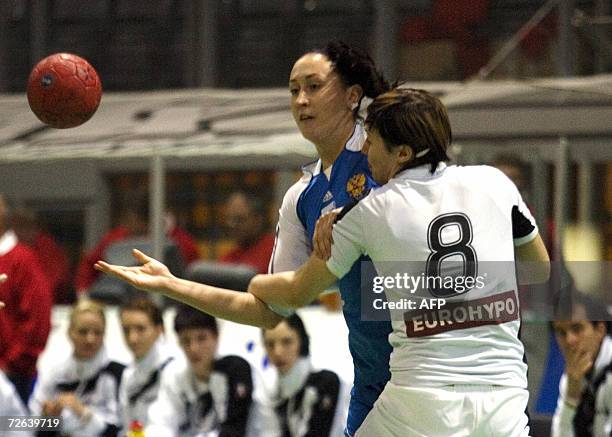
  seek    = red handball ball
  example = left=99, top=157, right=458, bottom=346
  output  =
left=27, top=53, right=102, bottom=129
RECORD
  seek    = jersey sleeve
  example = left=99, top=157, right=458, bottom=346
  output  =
left=304, top=370, right=342, bottom=437
left=551, top=374, right=577, bottom=437
left=267, top=179, right=311, bottom=317
left=511, top=195, right=538, bottom=246
left=269, top=179, right=311, bottom=274
left=326, top=202, right=366, bottom=279
left=216, top=356, right=254, bottom=437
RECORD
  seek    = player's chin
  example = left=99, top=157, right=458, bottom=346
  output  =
left=297, top=124, right=320, bottom=142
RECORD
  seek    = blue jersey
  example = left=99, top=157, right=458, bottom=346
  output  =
left=269, top=123, right=392, bottom=435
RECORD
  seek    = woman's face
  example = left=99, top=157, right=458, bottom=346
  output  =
left=363, top=127, right=405, bottom=185
left=120, top=309, right=162, bottom=360
left=289, top=53, right=354, bottom=145
left=177, top=328, right=218, bottom=381
left=69, top=311, right=105, bottom=360
left=263, top=321, right=301, bottom=375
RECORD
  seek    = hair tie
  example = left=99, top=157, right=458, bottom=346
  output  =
left=416, top=148, right=430, bottom=158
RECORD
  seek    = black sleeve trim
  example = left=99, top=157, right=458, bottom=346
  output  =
left=335, top=193, right=367, bottom=224
left=56, top=361, right=125, bottom=399
left=303, top=370, right=341, bottom=437
left=101, top=424, right=120, bottom=437
left=512, top=205, right=535, bottom=240
left=214, top=356, right=254, bottom=437
left=103, top=361, right=126, bottom=399
left=128, top=357, right=173, bottom=405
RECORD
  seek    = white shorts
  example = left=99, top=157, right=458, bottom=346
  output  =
left=355, top=382, right=530, bottom=437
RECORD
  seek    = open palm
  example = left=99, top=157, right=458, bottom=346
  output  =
left=94, top=249, right=174, bottom=295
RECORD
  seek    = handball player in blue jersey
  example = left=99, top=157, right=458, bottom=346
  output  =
left=268, top=41, right=393, bottom=436
left=96, top=41, right=392, bottom=436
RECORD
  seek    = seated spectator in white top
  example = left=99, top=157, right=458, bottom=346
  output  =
left=261, top=313, right=349, bottom=437
left=552, top=292, right=612, bottom=437
left=29, top=299, right=125, bottom=437
left=146, top=305, right=260, bottom=436
left=118, top=296, right=174, bottom=433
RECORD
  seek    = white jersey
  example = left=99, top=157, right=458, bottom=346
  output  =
left=146, top=355, right=261, bottom=437
left=327, top=163, right=538, bottom=388
left=118, top=338, right=174, bottom=431
left=552, top=335, right=612, bottom=437
left=261, top=358, right=350, bottom=437
left=29, top=347, right=124, bottom=437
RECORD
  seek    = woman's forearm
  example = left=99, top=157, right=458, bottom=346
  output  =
left=162, top=276, right=282, bottom=329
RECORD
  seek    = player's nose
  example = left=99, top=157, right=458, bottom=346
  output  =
left=296, top=89, right=309, bottom=105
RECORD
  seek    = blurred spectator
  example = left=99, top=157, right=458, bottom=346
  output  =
left=0, top=194, right=52, bottom=404
left=165, top=209, right=200, bottom=265
left=29, top=299, right=125, bottom=437
left=118, top=296, right=174, bottom=432
left=551, top=293, right=612, bottom=437
left=10, top=206, right=72, bottom=304
left=262, top=313, right=349, bottom=437
left=75, top=202, right=199, bottom=294
left=146, top=305, right=259, bottom=436
left=0, top=369, right=32, bottom=437
left=219, top=191, right=275, bottom=274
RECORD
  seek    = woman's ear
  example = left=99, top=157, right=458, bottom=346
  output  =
left=397, top=144, right=414, bottom=164
left=346, top=84, right=363, bottom=110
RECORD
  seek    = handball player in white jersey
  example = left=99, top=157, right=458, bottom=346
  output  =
left=316, top=88, right=550, bottom=436
left=95, top=88, right=550, bottom=436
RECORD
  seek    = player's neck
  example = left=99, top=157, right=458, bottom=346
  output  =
left=316, top=120, right=354, bottom=169
left=193, top=363, right=213, bottom=382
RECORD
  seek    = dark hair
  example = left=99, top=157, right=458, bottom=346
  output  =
left=173, top=304, right=218, bottom=335
left=312, top=40, right=390, bottom=116
left=571, top=292, right=610, bottom=333
left=552, top=289, right=611, bottom=334
left=120, top=296, right=164, bottom=327
left=263, top=313, right=310, bottom=357
left=365, top=88, right=451, bottom=173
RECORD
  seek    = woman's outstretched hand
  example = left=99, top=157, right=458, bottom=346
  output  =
left=94, top=249, right=174, bottom=295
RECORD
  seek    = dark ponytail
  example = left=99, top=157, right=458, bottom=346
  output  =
left=313, top=40, right=390, bottom=116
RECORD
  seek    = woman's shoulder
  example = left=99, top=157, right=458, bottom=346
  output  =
left=305, top=369, right=341, bottom=390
